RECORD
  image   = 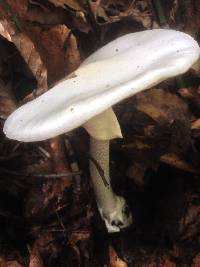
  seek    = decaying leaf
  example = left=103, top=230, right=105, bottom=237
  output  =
left=25, top=136, right=72, bottom=218
left=89, top=0, right=152, bottom=28
left=145, top=257, right=176, bottom=267
left=0, top=20, right=12, bottom=41
left=0, top=258, right=23, bottom=267
left=191, top=58, right=200, bottom=77
left=0, top=79, right=16, bottom=119
left=179, top=204, right=200, bottom=240
left=109, top=245, right=128, bottom=267
left=48, top=0, right=83, bottom=11
left=29, top=246, right=44, bottom=267
left=160, top=153, right=199, bottom=174
left=192, top=254, right=200, bottom=267
left=126, top=160, right=147, bottom=186
left=182, top=0, right=200, bottom=37
left=3, top=0, right=28, bottom=19
left=0, top=20, right=47, bottom=90
left=131, top=88, right=192, bottom=156
left=135, top=89, right=191, bottom=124
left=117, top=88, right=193, bottom=183
left=179, top=86, right=200, bottom=108
left=191, top=118, right=200, bottom=131
left=27, top=24, right=80, bottom=84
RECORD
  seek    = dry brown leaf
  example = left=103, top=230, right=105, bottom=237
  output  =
left=89, top=0, right=152, bottom=28
left=135, top=89, right=191, bottom=123
left=160, top=153, right=199, bottom=174
left=191, top=118, right=200, bottom=130
left=0, top=79, right=16, bottom=119
left=159, top=257, right=176, bottom=267
left=180, top=205, right=200, bottom=232
left=6, top=0, right=28, bottom=18
left=25, top=136, right=72, bottom=217
left=122, top=88, right=192, bottom=155
left=0, top=258, right=23, bottom=267
left=27, top=24, right=80, bottom=84
left=109, top=246, right=128, bottom=267
left=0, top=20, right=12, bottom=41
left=192, top=254, right=200, bottom=267
left=29, top=246, right=44, bottom=267
left=69, top=230, right=90, bottom=244
left=66, top=230, right=91, bottom=266
left=118, top=88, right=193, bottom=183
left=48, top=0, right=83, bottom=11
left=182, top=0, right=200, bottom=37
left=177, top=180, right=200, bottom=242
left=72, top=11, right=91, bottom=33
left=126, top=160, right=153, bottom=186
left=0, top=20, right=47, bottom=90
left=27, top=5, right=67, bottom=26
left=136, top=256, right=176, bottom=267
left=13, top=34, right=47, bottom=89
left=191, top=59, right=200, bottom=77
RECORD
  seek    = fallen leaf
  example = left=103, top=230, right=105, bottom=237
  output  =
left=29, top=246, right=44, bottom=267
left=12, top=33, right=47, bottom=89
left=27, top=24, right=80, bottom=84
left=5, top=0, right=28, bottom=18
left=117, top=88, right=193, bottom=184
left=89, top=0, right=152, bottom=28
left=109, top=246, right=128, bottom=267
left=0, top=20, right=12, bottom=41
left=192, top=253, right=200, bottom=267
left=179, top=86, right=200, bottom=111
left=48, top=0, right=83, bottom=11
left=69, top=230, right=90, bottom=244
left=0, top=20, right=47, bottom=90
left=160, top=153, right=199, bottom=174
left=191, top=58, right=200, bottom=77
left=182, top=1, right=200, bottom=37
left=191, top=118, right=200, bottom=140
left=0, top=79, right=16, bottom=119
left=0, top=258, right=23, bottom=267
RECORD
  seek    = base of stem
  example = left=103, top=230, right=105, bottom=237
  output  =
left=97, top=195, right=132, bottom=233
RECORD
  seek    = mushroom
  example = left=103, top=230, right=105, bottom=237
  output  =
left=3, top=29, right=200, bottom=232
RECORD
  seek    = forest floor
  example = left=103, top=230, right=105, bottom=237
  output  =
left=0, top=0, right=200, bottom=266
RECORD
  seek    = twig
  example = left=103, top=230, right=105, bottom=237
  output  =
left=0, top=167, right=82, bottom=178
left=89, top=155, right=109, bottom=186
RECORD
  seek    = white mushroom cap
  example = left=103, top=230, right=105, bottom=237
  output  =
left=4, top=29, right=200, bottom=142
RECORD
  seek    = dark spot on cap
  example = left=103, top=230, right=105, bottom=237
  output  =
left=66, top=72, right=77, bottom=80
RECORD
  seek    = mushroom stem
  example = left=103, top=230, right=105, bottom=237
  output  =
left=89, top=137, right=132, bottom=232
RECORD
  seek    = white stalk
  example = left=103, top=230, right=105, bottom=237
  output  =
left=89, top=137, right=132, bottom=232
